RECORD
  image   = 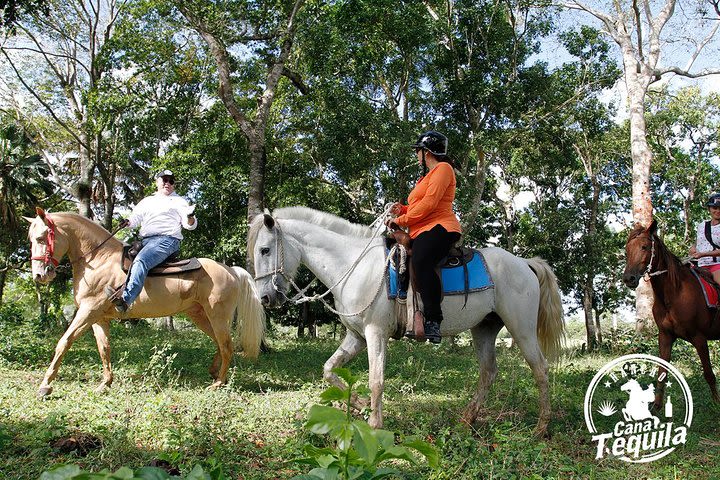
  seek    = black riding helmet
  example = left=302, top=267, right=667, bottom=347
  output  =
left=412, top=131, right=448, bottom=157
left=707, top=193, right=720, bottom=207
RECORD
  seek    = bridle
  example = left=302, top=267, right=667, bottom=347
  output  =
left=30, top=214, right=124, bottom=274
left=642, top=234, right=668, bottom=279
left=253, top=208, right=395, bottom=317
left=30, top=216, right=60, bottom=275
left=253, top=220, right=291, bottom=300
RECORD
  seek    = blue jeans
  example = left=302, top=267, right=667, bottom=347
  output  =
left=122, top=235, right=180, bottom=305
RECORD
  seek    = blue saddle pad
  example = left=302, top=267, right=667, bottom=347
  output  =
left=387, top=249, right=494, bottom=299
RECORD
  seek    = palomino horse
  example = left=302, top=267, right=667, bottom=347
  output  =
left=248, top=207, right=565, bottom=435
left=26, top=208, right=265, bottom=397
left=623, top=220, right=720, bottom=406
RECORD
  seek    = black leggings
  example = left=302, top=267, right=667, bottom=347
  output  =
left=412, top=224, right=461, bottom=324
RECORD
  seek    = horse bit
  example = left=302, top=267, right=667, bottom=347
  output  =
left=643, top=234, right=668, bottom=280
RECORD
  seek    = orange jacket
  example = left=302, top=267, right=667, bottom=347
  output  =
left=395, top=162, right=462, bottom=238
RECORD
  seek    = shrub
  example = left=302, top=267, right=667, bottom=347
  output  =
left=291, top=368, right=439, bottom=479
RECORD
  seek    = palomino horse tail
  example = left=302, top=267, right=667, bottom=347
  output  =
left=524, top=257, right=565, bottom=361
left=230, top=266, right=266, bottom=360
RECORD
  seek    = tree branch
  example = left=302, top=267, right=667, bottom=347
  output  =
left=0, top=48, right=87, bottom=149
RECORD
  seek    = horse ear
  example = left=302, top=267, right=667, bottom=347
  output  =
left=646, top=219, right=658, bottom=235
left=263, top=213, right=275, bottom=230
left=35, top=207, right=46, bottom=220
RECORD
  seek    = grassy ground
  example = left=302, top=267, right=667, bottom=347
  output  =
left=1, top=320, right=719, bottom=479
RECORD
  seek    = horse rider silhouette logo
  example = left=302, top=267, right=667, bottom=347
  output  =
left=584, top=354, right=693, bottom=463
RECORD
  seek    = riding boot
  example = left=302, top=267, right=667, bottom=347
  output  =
left=423, top=305, right=443, bottom=344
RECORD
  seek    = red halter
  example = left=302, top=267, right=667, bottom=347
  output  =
left=31, top=215, right=60, bottom=267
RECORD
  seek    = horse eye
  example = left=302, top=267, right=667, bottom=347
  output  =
left=641, top=245, right=649, bottom=251
left=260, top=247, right=270, bottom=256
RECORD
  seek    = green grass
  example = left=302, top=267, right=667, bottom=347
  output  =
left=1, top=320, right=719, bottom=479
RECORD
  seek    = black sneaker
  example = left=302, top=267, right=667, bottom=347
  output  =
left=424, top=320, right=441, bottom=344
left=114, top=301, right=129, bottom=313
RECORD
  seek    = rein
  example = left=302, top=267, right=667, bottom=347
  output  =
left=256, top=206, right=395, bottom=317
left=643, top=234, right=669, bottom=280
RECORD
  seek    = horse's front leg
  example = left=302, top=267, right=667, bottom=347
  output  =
left=323, top=329, right=367, bottom=408
left=91, top=319, right=113, bottom=393
left=654, top=330, right=675, bottom=410
left=691, top=335, right=720, bottom=402
left=38, top=306, right=98, bottom=398
left=364, top=324, right=388, bottom=429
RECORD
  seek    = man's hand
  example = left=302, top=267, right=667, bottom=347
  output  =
left=389, top=202, right=403, bottom=215
left=118, top=218, right=130, bottom=229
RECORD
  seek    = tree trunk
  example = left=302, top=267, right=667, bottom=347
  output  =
left=624, top=52, right=655, bottom=333
left=0, top=269, right=6, bottom=305
left=583, top=279, right=597, bottom=351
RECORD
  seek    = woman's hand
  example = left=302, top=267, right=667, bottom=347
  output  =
left=389, top=202, right=403, bottom=215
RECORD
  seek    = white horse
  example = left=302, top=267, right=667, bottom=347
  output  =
left=248, top=207, right=565, bottom=435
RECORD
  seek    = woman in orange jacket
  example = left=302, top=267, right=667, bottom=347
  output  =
left=386, top=131, right=462, bottom=343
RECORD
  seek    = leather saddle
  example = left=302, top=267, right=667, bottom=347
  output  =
left=121, top=241, right=202, bottom=275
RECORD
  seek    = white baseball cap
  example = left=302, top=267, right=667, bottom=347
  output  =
left=155, top=169, right=174, bottom=179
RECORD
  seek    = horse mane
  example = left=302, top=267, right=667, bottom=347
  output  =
left=49, top=212, right=122, bottom=247
left=247, top=207, right=378, bottom=263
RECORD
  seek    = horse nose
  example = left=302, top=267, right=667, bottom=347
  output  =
left=260, top=295, right=270, bottom=306
left=623, top=273, right=639, bottom=289
left=34, top=273, right=43, bottom=283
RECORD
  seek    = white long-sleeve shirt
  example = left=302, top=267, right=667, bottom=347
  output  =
left=127, top=192, right=197, bottom=240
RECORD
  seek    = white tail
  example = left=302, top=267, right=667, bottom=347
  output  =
left=525, top=257, right=565, bottom=361
left=231, top=266, right=266, bottom=359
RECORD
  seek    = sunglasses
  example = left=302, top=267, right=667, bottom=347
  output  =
left=160, top=177, right=175, bottom=185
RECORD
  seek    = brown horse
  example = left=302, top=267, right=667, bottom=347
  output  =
left=623, top=219, right=720, bottom=406
left=26, top=207, right=265, bottom=397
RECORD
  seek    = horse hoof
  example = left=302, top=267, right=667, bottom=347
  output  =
left=94, top=384, right=110, bottom=394
left=206, top=381, right=224, bottom=390
left=37, top=386, right=53, bottom=399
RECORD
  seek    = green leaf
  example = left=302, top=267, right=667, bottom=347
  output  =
left=373, top=429, right=395, bottom=450
left=111, top=467, right=136, bottom=479
left=319, top=386, right=347, bottom=403
left=352, top=420, right=378, bottom=465
left=184, top=465, right=209, bottom=480
left=305, top=405, right=347, bottom=434
left=376, top=446, right=418, bottom=465
left=331, top=368, right=357, bottom=387
left=369, top=468, right=401, bottom=479
left=40, top=465, right=83, bottom=480
left=134, top=467, right=172, bottom=480
left=315, top=454, right=339, bottom=469
left=403, top=439, right=440, bottom=468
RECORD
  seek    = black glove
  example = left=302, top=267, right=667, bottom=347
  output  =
left=118, top=218, right=130, bottom=229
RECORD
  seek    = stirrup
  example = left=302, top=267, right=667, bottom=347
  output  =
left=404, top=310, right=426, bottom=342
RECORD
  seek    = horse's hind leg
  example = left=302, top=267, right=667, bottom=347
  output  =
left=462, top=314, right=504, bottom=426
left=692, top=336, right=720, bottom=402
left=203, top=301, right=235, bottom=388
left=185, top=303, right=223, bottom=382
left=38, top=307, right=97, bottom=397
left=511, top=330, right=551, bottom=437
left=91, top=319, right=113, bottom=393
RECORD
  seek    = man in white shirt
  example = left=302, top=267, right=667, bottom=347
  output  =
left=107, top=169, right=197, bottom=312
